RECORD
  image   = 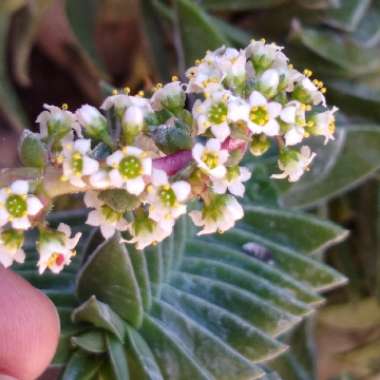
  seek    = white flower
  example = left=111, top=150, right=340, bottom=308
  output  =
left=147, top=169, right=191, bottom=229
left=193, top=90, right=234, bottom=141
left=246, top=39, right=288, bottom=73
left=308, top=106, right=338, bottom=144
left=186, top=50, right=224, bottom=93
left=61, top=139, right=99, bottom=188
left=280, top=101, right=306, bottom=146
left=89, top=170, right=111, bottom=190
left=245, top=91, right=282, bottom=136
left=123, top=106, right=145, bottom=129
left=192, top=139, right=229, bottom=179
left=0, top=229, right=25, bottom=268
left=127, top=212, right=172, bottom=250
left=36, top=104, right=81, bottom=139
left=190, top=194, right=244, bottom=235
left=212, top=166, right=251, bottom=197
left=37, top=223, right=81, bottom=274
left=272, top=146, right=316, bottom=182
left=101, top=94, right=152, bottom=116
left=0, top=180, right=43, bottom=230
left=216, top=47, right=246, bottom=83
left=106, top=146, right=152, bottom=195
left=84, top=191, right=129, bottom=239
left=257, top=69, right=280, bottom=96
left=151, top=81, right=186, bottom=111
left=76, top=105, right=107, bottom=135
left=293, top=75, right=326, bottom=106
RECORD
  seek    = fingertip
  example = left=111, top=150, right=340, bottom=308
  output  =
left=0, top=266, right=60, bottom=380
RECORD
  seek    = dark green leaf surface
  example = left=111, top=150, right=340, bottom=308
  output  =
left=175, top=0, right=227, bottom=66
left=17, top=206, right=345, bottom=379
left=76, top=234, right=143, bottom=327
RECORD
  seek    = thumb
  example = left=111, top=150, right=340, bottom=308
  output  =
left=0, top=266, right=60, bottom=380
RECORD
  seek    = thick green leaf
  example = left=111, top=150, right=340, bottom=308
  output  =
left=76, top=234, right=143, bottom=327
left=140, top=315, right=211, bottom=380
left=151, top=300, right=264, bottom=380
left=187, top=239, right=324, bottom=305
left=219, top=228, right=347, bottom=291
left=242, top=205, right=348, bottom=254
left=145, top=244, right=164, bottom=297
left=126, top=325, right=164, bottom=380
left=106, top=334, right=130, bottom=380
left=323, top=0, right=370, bottom=32
left=170, top=272, right=301, bottom=336
left=0, top=13, right=28, bottom=130
left=129, top=245, right=152, bottom=310
left=180, top=257, right=312, bottom=317
left=65, top=0, right=106, bottom=72
left=140, top=0, right=171, bottom=81
left=72, top=296, right=125, bottom=342
left=175, top=0, right=227, bottom=66
left=282, top=127, right=380, bottom=208
left=297, top=28, right=380, bottom=76
left=161, top=285, right=287, bottom=362
left=203, top=0, right=287, bottom=11
left=61, top=350, right=103, bottom=380
left=11, top=0, right=52, bottom=86
left=71, top=331, right=107, bottom=354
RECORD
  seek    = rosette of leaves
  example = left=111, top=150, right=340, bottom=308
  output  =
left=14, top=174, right=348, bottom=379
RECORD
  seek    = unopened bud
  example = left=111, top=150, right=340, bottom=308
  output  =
left=18, top=130, right=48, bottom=168
left=250, top=134, right=270, bottom=156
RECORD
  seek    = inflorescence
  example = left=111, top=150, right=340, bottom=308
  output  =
left=0, top=39, right=337, bottom=273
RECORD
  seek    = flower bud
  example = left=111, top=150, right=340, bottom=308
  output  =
left=151, top=82, right=186, bottom=112
left=18, top=130, right=48, bottom=168
left=249, top=134, right=271, bottom=156
left=257, top=69, right=279, bottom=98
left=122, top=106, right=144, bottom=144
left=76, top=105, right=112, bottom=146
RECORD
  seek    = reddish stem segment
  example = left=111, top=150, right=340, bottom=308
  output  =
left=152, top=138, right=248, bottom=176
left=153, top=150, right=193, bottom=175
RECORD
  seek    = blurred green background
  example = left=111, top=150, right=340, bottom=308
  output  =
left=2, top=1, right=380, bottom=379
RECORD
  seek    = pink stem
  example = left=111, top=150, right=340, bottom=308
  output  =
left=153, top=150, right=193, bottom=176
left=152, top=137, right=248, bottom=176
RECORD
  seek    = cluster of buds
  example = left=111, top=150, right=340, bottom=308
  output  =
left=1, top=39, right=337, bottom=273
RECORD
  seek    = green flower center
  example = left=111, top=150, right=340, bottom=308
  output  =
left=119, top=156, right=142, bottom=179
left=0, top=229, right=24, bottom=249
left=100, top=205, right=122, bottom=223
left=6, top=194, right=27, bottom=218
left=159, top=186, right=176, bottom=207
left=249, top=105, right=269, bottom=126
left=203, top=194, right=227, bottom=221
left=208, top=102, right=228, bottom=124
left=71, top=152, right=83, bottom=175
left=202, top=152, right=219, bottom=169
left=226, top=166, right=240, bottom=181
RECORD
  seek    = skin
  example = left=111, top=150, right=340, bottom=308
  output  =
left=0, top=266, right=60, bottom=380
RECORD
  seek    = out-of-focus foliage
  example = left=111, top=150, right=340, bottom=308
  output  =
left=3, top=0, right=380, bottom=379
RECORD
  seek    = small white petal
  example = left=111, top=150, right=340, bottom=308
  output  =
left=280, top=106, right=296, bottom=124
left=27, top=196, right=43, bottom=216
left=249, top=91, right=267, bottom=107
left=74, top=139, right=91, bottom=154
left=109, top=170, right=124, bottom=188
left=100, top=224, right=116, bottom=239
left=267, top=102, right=282, bottom=118
left=125, top=146, right=142, bottom=156
left=264, top=119, right=280, bottom=136
left=86, top=210, right=102, bottom=227
left=82, top=156, right=99, bottom=176
left=206, top=138, right=221, bottom=151
left=211, top=123, right=230, bottom=142
left=151, top=169, right=168, bottom=187
left=126, top=177, right=146, bottom=195
left=229, top=182, right=245, bottom=197
left=106, top=150, right=124, bottom=167
left=84, top=191, right=99, bottom=208
left=11, top=180, right=29, bottom=195
left=12, top=217, right=31, bottom=230
left=142, top=158, right=152, bottom=176
left=172, top=181, right=191, bottom=202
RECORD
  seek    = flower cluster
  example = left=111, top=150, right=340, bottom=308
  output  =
left=0, top=39, right=337, bottom=273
